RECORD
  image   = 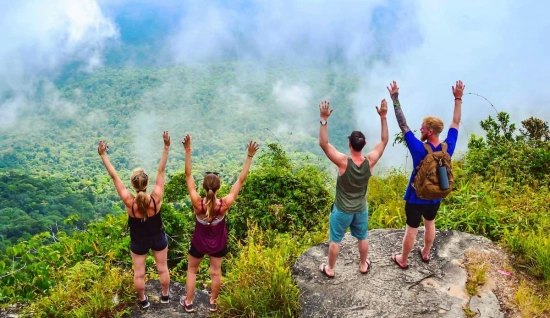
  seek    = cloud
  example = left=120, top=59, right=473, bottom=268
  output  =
left=0, top=0, right=118, bottom=128
left=352, top=0, right=550, bottom=171
left=3, top=0, right=548, bottom=173
left=165, top=0, right=386, bottom=64
left=147, top=0, right=549, bottom=170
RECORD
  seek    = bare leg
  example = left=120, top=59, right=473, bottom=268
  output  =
left=322, top=241, right=340, bottom=276
left=396, top=225, right=418, bottom=266
left=153, top=247, right=170, bottom=296
left=422, top=219, right=436, bottom=259
left=131, top=252, right=147, bottom=301
left=358, top=239, right=369, bottom=272
left=184, top=254, right=203, bottom=304
left=209, top=256, right=223, bottom=303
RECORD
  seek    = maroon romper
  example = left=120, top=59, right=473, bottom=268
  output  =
left=190, top=199, right=227, bottom=256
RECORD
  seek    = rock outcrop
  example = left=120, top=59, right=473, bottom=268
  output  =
left=129, top=228, right=512, bottom=318
left=129, top=281, right=212, bottom=318
left=292, top=228, right=506, bottom=318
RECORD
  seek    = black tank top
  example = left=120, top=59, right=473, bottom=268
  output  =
left=128, top=196, right=164, bottom=240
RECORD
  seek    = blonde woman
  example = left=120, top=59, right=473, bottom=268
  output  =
left=180, top=134, right=259, bottom=313
left=97, top=131, right=171, bottom=309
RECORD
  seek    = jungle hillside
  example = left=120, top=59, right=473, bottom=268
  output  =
left=1, top=1, right=550, bottom=317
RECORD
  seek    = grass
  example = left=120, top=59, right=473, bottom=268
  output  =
left=463, top=250, right=489, bottom=296
left=21, top=261, right=134, bottom=318
left=217, top=225, right=322, bottom=317
left=515, top=280, right=550, bottom=318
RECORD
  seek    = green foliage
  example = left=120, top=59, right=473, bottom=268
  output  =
left=465, top=112, right=550, bottom=186
left=479, top=112, right=518, bottom=146
left=503, top=228, right=550, bottom=281
left=0, top=171, right=114, bottom=253
left=218, top=225, right=307, bottom=317
left=0, top=214, right=131, bottom=304
left=21, top=261, right=134, bottom=318
left=367, top=169, right=408, bottom=229
left=229, top=143, right=333, bottom=240
left=520, top=117, right=550, bottom=144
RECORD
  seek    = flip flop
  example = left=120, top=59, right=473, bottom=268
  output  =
left=360, top=259, right=372, bottom=274
left=418, top=248, right=430, bottom=263
left=318, top=263, right=335, bottom=279
left=391, top=253, right=409, bottom=269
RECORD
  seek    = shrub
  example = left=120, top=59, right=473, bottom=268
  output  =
left=229, top=143, right=333, bottom=240
left=21, top=261, right=134, bottom=318
left=218, top=225, right=314, bottom=317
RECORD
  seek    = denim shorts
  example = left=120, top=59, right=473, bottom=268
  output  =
left=329, top=204, right=368, bottom=243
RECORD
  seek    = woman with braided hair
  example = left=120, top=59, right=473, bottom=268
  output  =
left=179, top=134, right=259, bottom=313
left=97, top=131, right=171, bottom=309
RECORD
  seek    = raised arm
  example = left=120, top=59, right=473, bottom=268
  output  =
left=450, top=80, right=465, bottom=130
left=151, top=131, right=170, bottom=202
left=182, top=134, right=201, bottom=206
left=98, top=141, right=133, bottom=207
left=222, top=140, right=259, bottom=208
left=387, top=81, right=411, bottom=134
left=367, top=99, right=389, bottom=170
left=318, top=100, right=347, bottom=169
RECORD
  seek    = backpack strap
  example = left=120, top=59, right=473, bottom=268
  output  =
left=441, top=141, right=448, bottom=152
left=423, top=143, right=433, bottom=153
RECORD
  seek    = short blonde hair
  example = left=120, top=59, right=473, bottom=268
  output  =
left=423, top=116, right=444, bottom=135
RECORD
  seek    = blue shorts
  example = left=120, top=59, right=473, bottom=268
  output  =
left=329, top=204, right=368, bottom=243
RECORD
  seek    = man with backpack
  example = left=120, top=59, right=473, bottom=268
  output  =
left=388, top=80, right=464, bottom=269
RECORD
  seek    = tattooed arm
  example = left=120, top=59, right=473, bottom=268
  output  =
left=387, top=80, right=411, bottom=134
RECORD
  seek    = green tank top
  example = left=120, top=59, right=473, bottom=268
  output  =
left=334, top=157, right=372, bottom=213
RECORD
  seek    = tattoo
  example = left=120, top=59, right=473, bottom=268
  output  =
left=392, top=95, right=410, bottom=133
left=391, top=93, right=399, bottom=104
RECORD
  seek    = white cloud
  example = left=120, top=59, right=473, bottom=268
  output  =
left=353, top=0, right=550, bottom=170
left=0, top=0, right=118, bottom=128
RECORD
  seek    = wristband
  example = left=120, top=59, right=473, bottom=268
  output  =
left=455, top=98, right=462, bottom=101
left=185, top=148, right=192, bottom=152
left=393, top=103, right=400, bottom=107
left=248, top=155, right=253, bottom=158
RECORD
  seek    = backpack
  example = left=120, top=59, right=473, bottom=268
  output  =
left=412, top=142, right=454, bottom=200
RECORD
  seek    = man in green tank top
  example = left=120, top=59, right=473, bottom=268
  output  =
left=317, top=99, right=388, bottom=278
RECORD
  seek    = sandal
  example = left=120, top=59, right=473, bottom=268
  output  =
left=391, top=253, right=409, bottom=269
left=360, top=259, right=372, bottom=274
left=418, top=248, right=430, bottom=263
left=318, top=263, right=335, bottom=279
left=180, top=296, right=194, bottom=313
left=209, top=301, right=218, bottom=312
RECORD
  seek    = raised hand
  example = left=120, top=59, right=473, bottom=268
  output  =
left=319, top=100, right=333, bottom=120
left=386, top=81, right=399, bottom=103
left=452, top=80, right=465, bottom=99
left=98, top=140, right=108, bottom=156
left=163, top=131, right=170, bottom=147
left=376, top=99, right=388, bottom=117
left=182, top=134, right=192, bottom=150
left=247, top=141, right=260, bottom=157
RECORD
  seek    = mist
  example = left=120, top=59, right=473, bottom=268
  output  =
left=1, top=0, right=548, bottom=172
left=0, top=0, right=117, bottom=128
